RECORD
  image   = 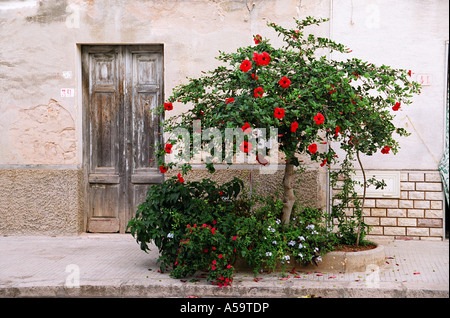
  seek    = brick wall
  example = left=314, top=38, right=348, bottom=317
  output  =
left=333, top=171, right=445, bottom=241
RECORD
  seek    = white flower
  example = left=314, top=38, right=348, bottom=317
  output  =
left=314, top=247, right=319, bottom=253
left=298, top=243, right=303, bottom=249
left=282, top=255, right=290, bottom=261
left=312, top=230, right=318, bottom=235
left=316, top=256, right=322, bottom=263
left=253, top=128, right=263, bottom=138
left=167, top=233, right=174, bottom=238
left=306, top=224, right=315, bottom=230
left=268, top=226, right=276, bottom=233
left=257, top=138, right=266, bottom=149
left=276, top=219, right=281, bottom=224
left=266, top=252, right=272, bottom=257
left=298, top=253, right=303, bottom=259
left=288, top=240, right=296, bottom=246
left=298, top=236, right=305, bottom=241
left=272, top=241, right=277, bottom=245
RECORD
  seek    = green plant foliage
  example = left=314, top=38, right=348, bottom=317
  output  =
left=158, top=16, right=420, bottom=169
left=128, top=177, right=337, bottom=286
left=127, top=176, right=244, bottom=273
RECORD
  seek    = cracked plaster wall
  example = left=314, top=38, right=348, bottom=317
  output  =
left=0, top=0, right=448, bottom=234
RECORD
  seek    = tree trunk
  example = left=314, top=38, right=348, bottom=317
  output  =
left=281, top=163, right=296, bottom=225
left=356, top=151, right=366, bottom=246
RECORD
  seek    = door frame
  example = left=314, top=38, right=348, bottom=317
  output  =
left=81, top=44, right=165, bottom=233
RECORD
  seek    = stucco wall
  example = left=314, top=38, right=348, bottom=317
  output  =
left=330, top=0, right=449, bottom=170
left=0, top=169, right=83, bottom=235
left=1, top=0, right=447, bottom=168
left=0, top=0, right=448, bottom=235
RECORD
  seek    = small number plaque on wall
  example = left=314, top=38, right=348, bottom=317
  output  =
left=61, top=88, right=75, bottom=97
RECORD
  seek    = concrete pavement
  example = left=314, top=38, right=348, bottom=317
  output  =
left=0, top=234, right=448, bottom=298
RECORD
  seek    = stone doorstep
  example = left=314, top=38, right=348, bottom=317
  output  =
left=234, top=243, right=385, bottom=273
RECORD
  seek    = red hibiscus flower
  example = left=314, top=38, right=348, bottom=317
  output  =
left=241, top=122, right=251, bottom=133
left=253, top=52, right=271, bottom=66
left=225, top=98, right=235, bottom=104
left=251, top=73, right=259, bottom=80
left=165, top=143, right=173, bottom=154
left=308, top=143, right=318, bottom=154
left=392, top=102, right=401, bottom=111
left=314, top=113, right=325, bottom=125
left=164, top=103, right=173, bottom=111
left=240, top=141, right=252, bottom=153
left=320, top=158, right=328, bottom=167
left=254, top=34, right=262, bottom=44
left=408, top=70, right=412, bottom=77
left=291, top=121, right=299, bottom=132
left=177, top=173, right=184, bottom=183
left=279, top=76, right=291, bottom=88
left=252, top=52, right=260, bottom=66
left=240, top=59, right=252, bottom=72
left=381, top=146, right=391, bottom=154
left=335, top=125, right=340, bottom=137
left=257, top=52, right=271, bottom=66
left=274, top=107, right=285, bottom=119
left=254, top=87, right=264, bottom=98
left=159, top=165, right=168, bottom=173
left=328, top=85, right=337, bottom=94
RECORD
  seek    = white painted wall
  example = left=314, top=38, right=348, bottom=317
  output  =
left=330, top=0, right=449, bottom=170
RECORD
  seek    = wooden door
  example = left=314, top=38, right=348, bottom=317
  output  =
left=82, top=45, right=164, bottom=233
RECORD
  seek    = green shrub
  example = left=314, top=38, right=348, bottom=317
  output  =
left=128, top=177, right=337, bottom=286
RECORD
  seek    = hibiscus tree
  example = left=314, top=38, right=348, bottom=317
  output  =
left=158, top=17, right=420, bottom=226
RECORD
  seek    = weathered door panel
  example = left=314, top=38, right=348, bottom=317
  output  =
left=127, top=47, right=164, bottom=224
left=82, top=45, right=163, bottom=233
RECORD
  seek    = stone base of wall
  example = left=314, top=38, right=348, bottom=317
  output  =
left=0, top=166, right=325, bottom=235
left=167, top=166, right=326, bottom=209
left=0, top=168, right=84, bottom=235
left=341, top=171, right=445, bottom=241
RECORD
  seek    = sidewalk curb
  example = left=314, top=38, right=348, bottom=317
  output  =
left=1, top=280, right=448, bottom=298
